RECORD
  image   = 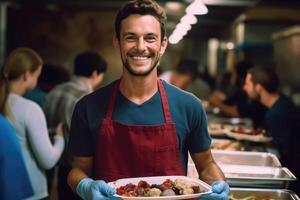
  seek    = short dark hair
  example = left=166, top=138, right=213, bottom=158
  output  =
left=248, top=65, right=279, bottom=93
left=235, top=60, right=254, bottom=87
left=74, top=51, right=107, bottom=77
left=176, top=59, right=199, bottom=79
left=39, top=64, right=70, bottom=92
left=114, top=0, right=166, bottom=42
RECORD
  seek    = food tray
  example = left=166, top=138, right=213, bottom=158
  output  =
left=211, top=139, right=266, bottom=152
left=208, top=117, right=253, bottom=127
left=187, top=162, right=296, bottom=188
left=207, top=117, right=253, bottom=137
left=108, top=176, right=211, bottom=200
left=225, top=129, right=272, bottom=143
left=211, top=139, right=241, bottom=150
left=208, top=123, right=233, bottom=136
left=230, top=187, right=300, bottom=200
left=212, top=150, right=282, bottom=167
left=221, top=165, right=296, bottom=188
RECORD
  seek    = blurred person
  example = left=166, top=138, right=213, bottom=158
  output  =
left=44, top=51, right=107, bottom=200
left=208, top=60, right=267, bottom=127
left=0, top=114, right=34, bottom=200
left=67, top=1, right=229, bottom=200
left=24, top=64, right=70, bottom=195
left=24, top=63, right=70, bottom=195
left=160, top=59, right=199, bottom=90
left=24, top=64, right=70, bottom=108
left=0, top=71, right=33, bottom=200
left=1, top=47, right=65, bottom=199
left=244, top=65, right=300, bottom=193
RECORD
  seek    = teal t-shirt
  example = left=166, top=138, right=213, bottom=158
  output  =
left=0, top=114, right=33, bottom=199
left=69, top=80, right=211, bottom=172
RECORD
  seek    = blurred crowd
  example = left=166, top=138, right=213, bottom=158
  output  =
left=1, top=46, right=299, bottom=199
left=0, top=47, right=107, bottom=199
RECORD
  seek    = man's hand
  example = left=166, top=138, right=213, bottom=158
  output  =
left=76, top=178, right=120, bottom=200
left=200, top=180, right=230, bottom=200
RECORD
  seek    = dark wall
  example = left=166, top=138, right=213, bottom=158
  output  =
left=6, top=4, right=122, bottom=85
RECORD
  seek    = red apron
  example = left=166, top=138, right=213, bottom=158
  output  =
left=94, top=79, right=185, bottom=182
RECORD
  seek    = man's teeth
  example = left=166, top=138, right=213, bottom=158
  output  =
left=132, top=56, right=149, bottom=60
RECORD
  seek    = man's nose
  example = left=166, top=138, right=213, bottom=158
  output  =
left=137, top=38, right=146, bottom=51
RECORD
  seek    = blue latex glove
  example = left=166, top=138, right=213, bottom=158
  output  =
left=200, top=180, right=230, bottom=200
left=76, top=178, right=121, bottom=200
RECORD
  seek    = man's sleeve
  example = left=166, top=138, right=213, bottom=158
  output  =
left=188, top=100, right=212, bottom=153
left=68, top=100, right=95, bottom=156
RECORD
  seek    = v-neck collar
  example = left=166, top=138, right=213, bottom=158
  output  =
left=117, top=89, right=160, bottom=107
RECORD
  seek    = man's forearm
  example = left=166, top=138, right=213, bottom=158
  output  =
left=67, top=167, right=90, bottom=192
left=198, top=160, right=225, bottom=184
left=67, top=156, right=93, bottom=192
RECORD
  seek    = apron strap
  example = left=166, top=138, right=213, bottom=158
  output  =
left=157, top=79, right=172, bottom=123
left=105, top=79, right=172, bottom=123
left=106, top=80, right=120, bottom=119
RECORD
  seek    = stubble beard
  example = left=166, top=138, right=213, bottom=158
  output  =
left=121, top=53, right=160, bottom=77
left=249, top=89, right=260, bottom=102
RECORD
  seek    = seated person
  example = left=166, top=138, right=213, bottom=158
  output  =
left=243, top=64, right=300, bottom=193
left=208, top=60, right=267, bottom=127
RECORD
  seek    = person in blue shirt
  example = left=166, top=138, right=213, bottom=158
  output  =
left=67, top=0, right=229, bottom=200
left=0, top=114, right=34, bottom=200
left=244, top=65, right=300, bottom=194
left=0, top=71, right=33, bottom=199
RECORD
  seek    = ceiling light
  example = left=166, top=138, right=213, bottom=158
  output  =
left=176, top=22, right=192, bottom=32
left=180, top=14, right=198, bottom=24
left=165, top=2, right=183, bottom=12
left=169, top=34, right=183, bottom=44
left=186, top=0, right=208, bottom=15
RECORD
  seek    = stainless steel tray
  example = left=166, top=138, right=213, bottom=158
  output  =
left=211, top=139, right=266, bottom=152
left=221, top=165, right=296, bottom=188
left=230, top=188, right=300, bottom=200
left=188, top=150, right=296, bottom=188
left=187, top=159, right=296, bottom=189
left=212, top=150, right=282, bottom=167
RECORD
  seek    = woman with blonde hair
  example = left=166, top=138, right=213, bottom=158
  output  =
left=0, top=47, right=65, bottom=199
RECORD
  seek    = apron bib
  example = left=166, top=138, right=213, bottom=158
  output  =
left=94, top=79, right=184, bottom=182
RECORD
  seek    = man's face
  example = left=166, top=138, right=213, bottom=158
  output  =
left=115, top=14, right=167, bottom=76
left=243, top=73, right=260, bottom=100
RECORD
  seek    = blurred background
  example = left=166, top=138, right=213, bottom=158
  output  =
left=2, top=1, right=300, bottom=199
left=1, top=0, right=300, bottom=102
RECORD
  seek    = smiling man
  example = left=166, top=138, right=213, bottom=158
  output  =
left=67, top=1, right=229, bottom=200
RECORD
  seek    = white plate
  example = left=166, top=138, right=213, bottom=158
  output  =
left=108, top=176, right=212, bottom=200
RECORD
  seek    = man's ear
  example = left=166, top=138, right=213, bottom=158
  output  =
left=255, top=83, right=263, bottom=93
left=23, top=71, right=29, bottom=81
left=113, top=34, right=120, bottom=50
left=91, top=70, right=98, bottom=78
left=159, top=36, right=168, bottom=56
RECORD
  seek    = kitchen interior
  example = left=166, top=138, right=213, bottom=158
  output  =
left=1, top=0, right=300, bottom=199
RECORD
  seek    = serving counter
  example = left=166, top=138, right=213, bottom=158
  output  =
left=187, top=150, right=297, bottom=189
left=230, top=188, right=300, bottom=200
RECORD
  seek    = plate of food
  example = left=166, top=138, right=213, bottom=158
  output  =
left=108, top=176, right=212, bottom=200
left=225, top=127, right=272, bottom=143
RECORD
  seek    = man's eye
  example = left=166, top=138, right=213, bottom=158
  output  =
left=125, top=36, right=136, bottom=41
left=146, top=37, right=157, bottom=42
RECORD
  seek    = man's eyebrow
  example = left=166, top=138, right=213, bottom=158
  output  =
left=122, top=32, right=159, bottom=37
left=123, top=32, right=136, bottom=37
left=146, top=33, right=159, bottom=37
